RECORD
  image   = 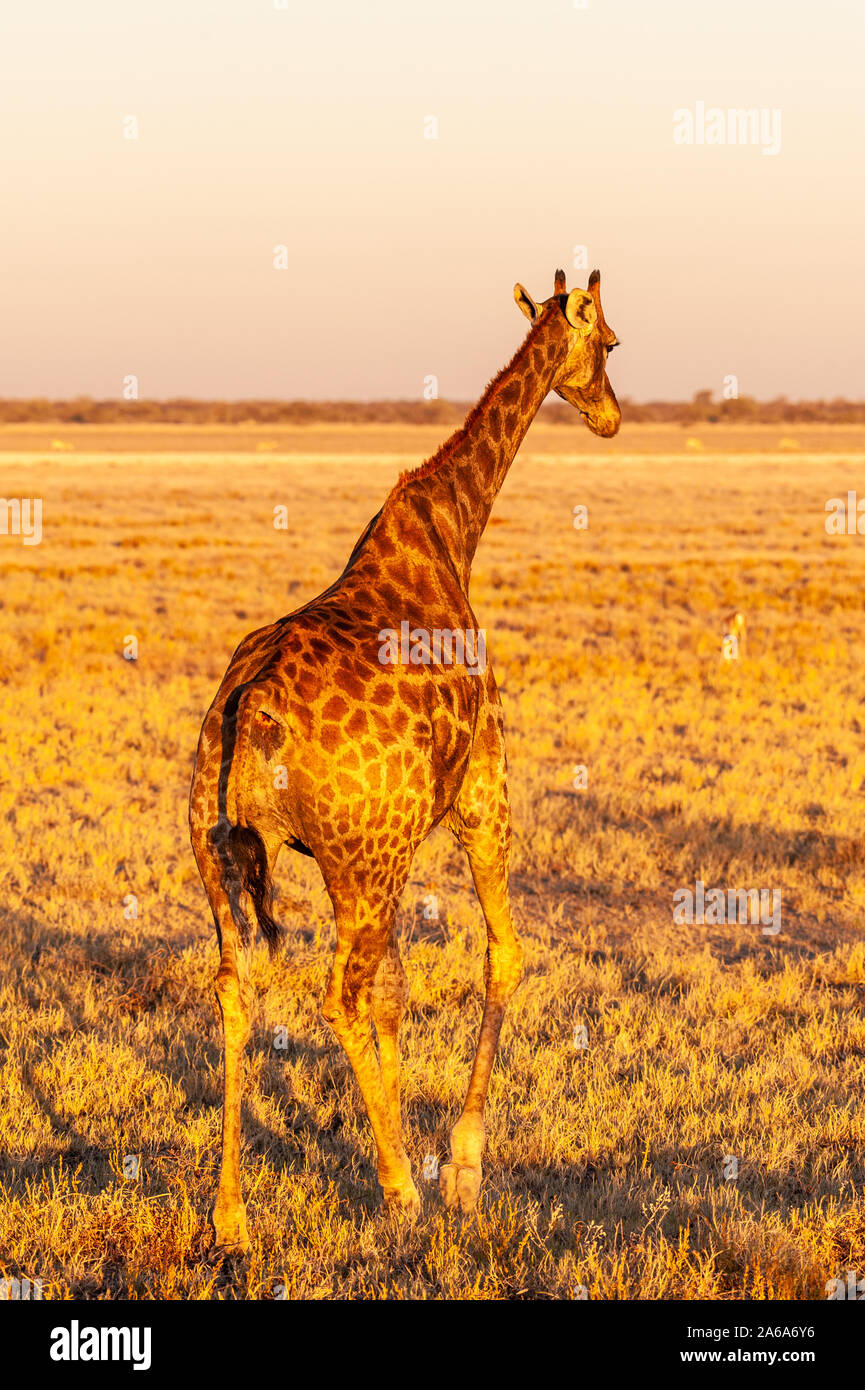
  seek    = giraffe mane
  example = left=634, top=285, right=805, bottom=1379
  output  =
left=394, top=305, right=556, bottom=490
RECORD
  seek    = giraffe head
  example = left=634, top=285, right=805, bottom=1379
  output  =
left=514, top=268, right=621, bottom=437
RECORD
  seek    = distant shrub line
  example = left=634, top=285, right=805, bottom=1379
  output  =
left=2, top=393, right=864, bottom=425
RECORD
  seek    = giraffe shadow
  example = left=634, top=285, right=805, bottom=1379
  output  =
left=504, top=1130, right=864, bottom=1224
left=537, top=788, right=861, bottom=873
left=524, top=790, right=862, bottom=958
left=2, top=905, right=101, bottom=1180
left=1, top=903, right=385, bottom=1215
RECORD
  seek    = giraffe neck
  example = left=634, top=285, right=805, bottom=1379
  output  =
left=395, top=307, right=568, bottom=583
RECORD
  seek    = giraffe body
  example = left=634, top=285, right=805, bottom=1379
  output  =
left=189, top=270, right=621, bottom=1253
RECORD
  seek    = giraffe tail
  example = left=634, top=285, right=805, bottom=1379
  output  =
left=221, top=685, right=285, bottom=955
left=223, top=823, right=284, bottom=955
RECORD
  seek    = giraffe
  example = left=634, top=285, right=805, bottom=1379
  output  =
left=189, top=268, right=621, bottom=1255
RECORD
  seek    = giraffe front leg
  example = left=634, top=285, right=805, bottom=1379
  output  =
left=323, top=899, right=420, bottom=1218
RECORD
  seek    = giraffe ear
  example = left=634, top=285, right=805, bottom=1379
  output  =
left=563, top=288, right=597, bottom=335
left=514, top=284, right=540, bottom=322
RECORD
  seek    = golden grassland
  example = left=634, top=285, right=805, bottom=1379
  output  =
left=0, top=423, right=864, bottom=1299
left=3, top=419, right=865, bottom=456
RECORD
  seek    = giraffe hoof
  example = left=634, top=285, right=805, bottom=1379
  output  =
left=208, top=1237, right=250, bottom=1264
left=383, top=1182, right=422, bottom=1220
left=210, top=1207, right=250, bottom=1260
left=439, top=1162, right=481, bottom=1214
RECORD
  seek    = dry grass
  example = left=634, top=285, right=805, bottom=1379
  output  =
left=4, top=419, right=865, bottom=456
left=1, top=424, right=863, bottom=1299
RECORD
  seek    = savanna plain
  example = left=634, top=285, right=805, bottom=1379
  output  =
left=1, top=421, right=863, bottom=1299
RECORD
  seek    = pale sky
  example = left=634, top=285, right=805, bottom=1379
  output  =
left=0, top=0, right=862, bottom=401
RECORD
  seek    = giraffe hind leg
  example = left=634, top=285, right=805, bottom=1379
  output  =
left=191, top=819, right=283, bottom=1258
left=370, top=926, right=410, bottom=1133
left=442, top=746, right=523, bottom=1214
left=323, top=888, right=420, bottom=1217
left=193, top=841, right=255, bottom=1258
